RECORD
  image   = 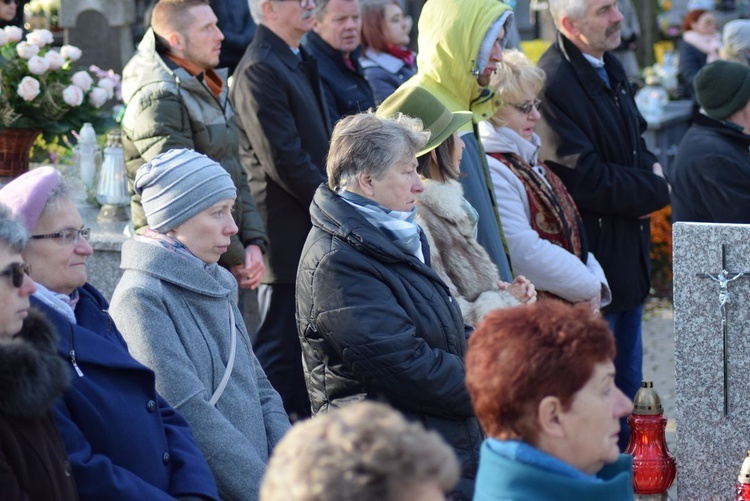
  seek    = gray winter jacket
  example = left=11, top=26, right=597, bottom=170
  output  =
left=121, top=29, right=267, bottom=268
left=110, top=240, right=290, bottom=501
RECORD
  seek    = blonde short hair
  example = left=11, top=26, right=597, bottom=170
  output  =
left=488, top=50, right=546, bottom=127
left=260, top=402, right=460, bottom=501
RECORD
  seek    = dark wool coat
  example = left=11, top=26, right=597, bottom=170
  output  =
left=303, top=31, right=375, bottom=124
left=230, top=24, right=331, bottom=284
left=669, top=113, right=750, bottom=223
left=0, top=310, right=78, bottom=501
left=536, top=33, right=670, bottom=313
left=32, top=284, right=219, bottom=501
left=296, top=185, right=482, bottom=501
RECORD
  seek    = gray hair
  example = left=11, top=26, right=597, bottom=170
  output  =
left=548, top=0, right=587, bottom=29
left=327, top=111, right=429, bottom=191
left=40, top=176, right=81, bottom=220
left=248, top=0, right=266, bottom=24
left=313, top=0, right=359, bottom=21
left=260, top=402, right=460, bottom=501
left=0, top=204, right=29, bottom=254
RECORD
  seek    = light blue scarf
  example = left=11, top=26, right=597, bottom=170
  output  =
left=338, top=190, right=424, bottom=263
left=487, top=439, right=603, bottom=483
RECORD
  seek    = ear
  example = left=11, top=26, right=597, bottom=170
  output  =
left=537, top=396, right=566, bottom=439
left=261, top=0, right=276, bottom=20
left=168, top=31, right=184, bottom=52
left=560, top=15, right=580, bottom=38
left=312, top=18, right=322, bottom=33
left=356, top=171, right=375, bottom=197
left=429, top=149, right=438, bottom=164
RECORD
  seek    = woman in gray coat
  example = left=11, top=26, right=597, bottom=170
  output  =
left=110, top=149, right=290, bottom=501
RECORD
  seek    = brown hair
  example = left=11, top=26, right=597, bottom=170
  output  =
left=361, top=0, right=402, bottom=52
left=682, top=9, right=708, bottom=33
left=151, top=0, right=209, bottom=41
left=466, top=301, right=615, bottom=444
left=417, top=134, right=459, bottom=183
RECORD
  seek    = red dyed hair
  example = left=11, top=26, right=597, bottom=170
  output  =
left=465, top=301, right=616, bottom=444
left=361, top=0, right=402, bottom=52
left=682, top=9, right=708, bottom=33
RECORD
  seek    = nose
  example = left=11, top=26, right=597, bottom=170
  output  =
left=301, top=0, right=315, bottom=10
left=612, top=5, right=624, bottom=23
left=413, top=176, right=425, bottom=194
left=529, top=106, right=541, bottom=120
left=216, top=27, right=225, bottom=42
left=19, top=274, right=36, bottom=296
left=490, top=40, right=504, bottom=64
left=614, top=387, right=634, bottom=418
left=457, top=135, right=466, bottom=150
left=225, top=219, right=239, bottom=236
left=75, top=236, right=94, bottom=256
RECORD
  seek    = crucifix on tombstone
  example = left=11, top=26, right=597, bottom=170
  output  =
left=696, top=244, right=750, bottom=416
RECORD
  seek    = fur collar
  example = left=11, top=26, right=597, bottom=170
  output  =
left=417, top=179, right=471, bottom=226
left=0, top=309, right=69, bottom=417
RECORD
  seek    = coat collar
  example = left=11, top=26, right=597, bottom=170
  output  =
left=694, top=112, right=750, bottom=147
left=120, top=239, right=236, bottom=299
left=556, top=31, right=628, bottom=94
left=255, top=24, right=308, bottom=72
left=305, top=31, right=364, bottom=73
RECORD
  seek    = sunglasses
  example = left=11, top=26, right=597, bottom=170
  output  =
left=0, top=263, right=31, bottom=288
left=512, top=98, right=542, bottom=115
left=30, top=227, right=90, bottom=246
left=1, top=0, right=17, bottom=5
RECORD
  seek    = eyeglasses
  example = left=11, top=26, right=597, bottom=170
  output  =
left=0, top=263, right=31, bottom=288
left=274, top=0, right=317, bottom=7
left=30, top=228, right=91, bottom=246
left=512, top=98, right=542, bottom=115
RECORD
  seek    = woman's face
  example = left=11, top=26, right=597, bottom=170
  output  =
left=502, top=93, right=541, bottom=142
left=0, top=0, right=17, bottom=23
left=364, top=153, right=424, bottom=212
left=25, top=197, right=93, bottom=296
left=170, top=199, right=238, bottom=264
left=382, top=3, right=410, bottom=47
left=450, top=132, right=465, bottom=170
left=692, top=12, right=717, bottom=35
left=0, top=246, right=35, bottom=339
left=555, top=360, right=633, bottom=475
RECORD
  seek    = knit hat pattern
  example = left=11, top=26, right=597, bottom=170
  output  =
left=0, top=166, right=60, bottom=232
left=694, top=60, right=750, bottom=120
left=134, top=149, right=236, bottom=232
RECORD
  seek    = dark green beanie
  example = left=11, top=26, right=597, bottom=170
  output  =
left=694, top=60, right=750, bottom=120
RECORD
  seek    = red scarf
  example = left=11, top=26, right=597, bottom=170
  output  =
left=165, top=53, right=225, bottom=98
left=489, top=152, right=587, bottom=303
left=385, top=44, right=416, bottom=69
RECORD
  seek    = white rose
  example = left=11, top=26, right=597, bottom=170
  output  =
left=27, top=55, right=49, bottom=75
left=0, top=30, right=8, bottom=47
left=17, top=76, right=40, bottom=102
left=16, top=42, right=39, bottom=60
left=97, top=77, right=116, bottom=99
left=62, top=85, right=84, bottom=107
left=88, top=87, right=108, bottom=108
left=71, top=70, right=93, bottom=92
left=26, top=29, right=54, bottom=47
left=44, top=50, right=65, bottom=71
left=60, top=45, right=82, bottom=61
left=4, top=26, right=23, bottom=43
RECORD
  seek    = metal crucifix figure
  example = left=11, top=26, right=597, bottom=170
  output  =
left=696, top=244, right=750, bottom=416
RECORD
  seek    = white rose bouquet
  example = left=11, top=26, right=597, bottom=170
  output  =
left=0, top=27, right=120, bottom=140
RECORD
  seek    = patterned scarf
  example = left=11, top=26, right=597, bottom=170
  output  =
left=137, top=229, right=220, bottom=277
left=338, top=190, right=424, bottom=263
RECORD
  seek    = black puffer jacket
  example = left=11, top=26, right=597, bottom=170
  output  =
left=296, top=185, right=482, bottom=500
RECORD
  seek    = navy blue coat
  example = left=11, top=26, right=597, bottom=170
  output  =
left=32, top=284, right=218, bottom=501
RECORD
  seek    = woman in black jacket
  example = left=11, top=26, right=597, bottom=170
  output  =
left=0, top=204, right=79, bottom=501
left=296, top=112, right=482, bottom=501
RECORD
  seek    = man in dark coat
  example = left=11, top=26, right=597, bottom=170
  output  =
left=669, top=60, right=750, bottom=223
left=303, top=0, right=374, bottom=124
left=230, top=0, right=331, bottom=420
left=537, top=0, right=670, bottom=450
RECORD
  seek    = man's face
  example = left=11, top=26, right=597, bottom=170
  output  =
left=272, top=0, right=316, bottom=42
left=477, top=27, right=505, bottom=87
left=566, top=0, right=624, bottom=58
left=313, top=0, right=362, bottom=56
left=180, top=5, right=224, bottom=70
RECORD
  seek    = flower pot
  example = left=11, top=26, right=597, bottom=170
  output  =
left=0, top=129, right=41, bottom=178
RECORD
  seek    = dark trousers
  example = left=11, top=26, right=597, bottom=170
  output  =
left=605, top=303, right=644, bottom=452
left=253, top=283, right=311, bottom=421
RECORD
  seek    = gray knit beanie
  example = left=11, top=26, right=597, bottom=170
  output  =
left=694, top=60, right=750, bottom=120
left=134, top=149, right=236, bottom=232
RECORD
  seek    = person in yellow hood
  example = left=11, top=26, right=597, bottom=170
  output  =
left=392, top=0, right=513, bottom=283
